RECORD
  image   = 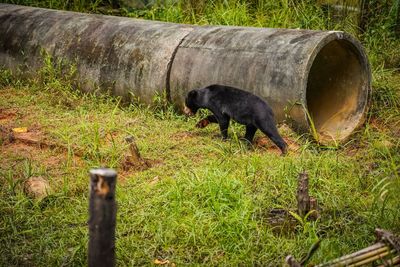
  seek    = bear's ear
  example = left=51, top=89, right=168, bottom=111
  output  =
left=188, top=90, right=198, bottom=98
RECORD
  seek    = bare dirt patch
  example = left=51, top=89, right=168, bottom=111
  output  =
left=171, top=131, right=196, bottom=141
left=121, top=155, right=162, bottom=172
left=1, top=122, right=83, bottom=171
left=13, top=129, right=47, bottom=147
left=120, top=135, right=163, bottom=172
left=2, top=142, right=40, bottom=158
left=12, top=126, right=83, bottom=156
left=254, top=136, right=300, bottom=155
left=0, top=125, right=15, bottom=145
left=0, top=108, right=18, bottom=125
left=1, top=135, right=80, bottom=169
left=118, top=158, right=163, bottom=183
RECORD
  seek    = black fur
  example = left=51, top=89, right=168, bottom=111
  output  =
left=185, top=84, right=287, bottom=154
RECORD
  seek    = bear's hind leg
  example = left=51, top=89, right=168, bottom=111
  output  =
left=256, top=120, right=287, bottom=154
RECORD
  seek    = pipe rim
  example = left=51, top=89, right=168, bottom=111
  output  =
left=302, top=31, right=371, bottom=145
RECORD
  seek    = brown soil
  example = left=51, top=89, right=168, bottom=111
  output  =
left=0, top=108, right=18, bottom=125
left=121, top=155, right=162, bottom=172
left=171, top=131, right=196, bottom=141
left=254, top=136, right=300, bottom=155
left=0, top=108, right=82, bottom=171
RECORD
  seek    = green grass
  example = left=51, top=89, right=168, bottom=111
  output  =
left=0, top=0, right=400, bottom=265
left=0, top=52, right=399, bottom=265
left=123, top=0, right=399, bottom=68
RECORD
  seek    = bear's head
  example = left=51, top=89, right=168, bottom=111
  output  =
left=184, top=90, right=200, bottom=116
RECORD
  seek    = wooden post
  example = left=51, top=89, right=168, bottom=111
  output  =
left=375, top=228, right=400, bottom=254
left=88, top=168, right=117, bottom=267
left=285, top=255, right=302, bottom=267
left=297, top=172, right=310, bottom=218
left=125, top=135, right=143, bottom=163
left=122, top=135, right=150, bottom=171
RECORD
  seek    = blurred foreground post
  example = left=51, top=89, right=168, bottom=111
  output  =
left=88, top=168, right=117, bottom=267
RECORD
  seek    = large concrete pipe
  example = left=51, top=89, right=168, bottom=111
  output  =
left=0, top=4, right=371, bottom=143
left=0, top=4, right=194, bottom=102
left=170, top=26, right=371, bottom=143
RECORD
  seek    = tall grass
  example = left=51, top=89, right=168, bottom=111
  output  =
left=3, top=0, right=113, bottom=12
left=3, top=0, right=399, bottom=67
left=1, top=55, right=399, bottom=265
left=0, top=0, right=399, bottom=266
left=118, top=1, right=398, bottom=64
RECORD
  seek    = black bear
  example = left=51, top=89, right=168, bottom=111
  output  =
left=184, top=84, right=287, bottom=154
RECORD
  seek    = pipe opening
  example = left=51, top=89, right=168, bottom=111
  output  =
left=306, top=39, right=368, bottom=143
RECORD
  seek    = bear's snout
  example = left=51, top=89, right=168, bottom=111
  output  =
left=183, top=106, right=194, bottom=116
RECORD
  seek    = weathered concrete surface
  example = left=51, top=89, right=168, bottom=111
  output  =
left=0, top=4, right=194, bottom=102
left=170, top=26, right=371, bottom=142
left=0, top=4, right=371, bottom=143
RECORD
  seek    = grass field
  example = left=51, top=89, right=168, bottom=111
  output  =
left=1, top=0, right=400, bottom=266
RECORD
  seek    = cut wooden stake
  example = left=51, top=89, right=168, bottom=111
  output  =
left=349, top=249, right=396, bottom=267
left=285, top=255, right=302, bottom=267
left=309, top=197, right=319, bottom=220
left=287, top=229, right=400, bottom=267
left=122, top=135, right=151, bottom=171
left=88, top=168, right=117, bottom=267
left=297, top=172, right=310, bottom=218
left=125, top=135, right=142, bottom=163
left=376, top=255, right=400, bottom=267
left=375, top=228, right=400, bottom=254
left=315, top=243, right=388, bottom=267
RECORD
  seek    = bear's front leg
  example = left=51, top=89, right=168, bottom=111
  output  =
left=217, top=115, right=230, bottom=140
left=196, top=115, right=218, bottom=128
left=244, top=125, right=257, bottom=144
